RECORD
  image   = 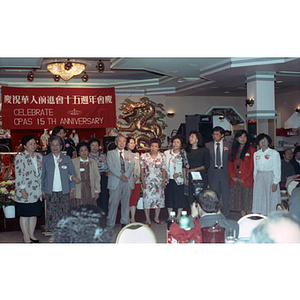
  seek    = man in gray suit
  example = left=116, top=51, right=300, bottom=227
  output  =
left=190, top=188, right=239, bottom=237
left=205, top=126, right=231, bottom=218
left=106, top=135, right=134, bottom=228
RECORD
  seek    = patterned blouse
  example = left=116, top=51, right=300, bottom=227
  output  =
left=164, top=149, right=189, bottom=185
left=89, top=152, right=108, bottom=174
left=15, top=150, right=43, bottom=203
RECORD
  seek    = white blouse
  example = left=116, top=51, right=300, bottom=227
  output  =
left=253, top=147, right=281, bottom=185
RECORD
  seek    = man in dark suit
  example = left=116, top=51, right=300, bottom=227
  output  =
left=190, top=188, right=239, bottom=237
left=106, top=135, right=134, bottom=229
left=205, top=126, right=231, bottom=218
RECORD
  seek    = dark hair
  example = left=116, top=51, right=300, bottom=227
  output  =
left=126, top=136, right=137, bottom=153
left=49, top=135, right=64, bottom=147
left=212, top=126, right=225, bottom=135
left=21, top=135, right=36, bottom=147
left=171, top=134, right=183, bottom=146
left=52, top=204, right=112, bottom=243
left=229, top=130, right=251, bottom=162
left=88, top=138, right=101, bottom=148
left=256, top=133, right=272, bottom=146
left=185, top=130, right=205, bottom=152
left=196, top=189, right=221, bottom=213
left=294, top=146, right=300, bottom=156
left=51, top=126, right=67, bottom=136
left=76, top=141, right=90, bottom=153
left=149, top=137, right=161, bottom=148
left=251, top=211, right=300, bottom=243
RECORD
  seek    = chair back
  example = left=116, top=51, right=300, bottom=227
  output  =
left=287, top=176, right=300, bottom=196
left=116, top=222, right=157, bottom=243
left=237, top=214, right=267, bottom=239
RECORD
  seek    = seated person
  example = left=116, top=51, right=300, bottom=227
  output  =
left=190, top=188, right=239, bottom=237
left=51, top=204, right=112, bottom=243
left=251, top=211, right=300, bottom=243
left=280, top=148, right=296, bottom=189
left=290, top=146, right=300, bottom=175
left=289, top=184, right=300, bottom=221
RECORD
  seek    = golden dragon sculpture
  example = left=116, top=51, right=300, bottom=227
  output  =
left=116, top=97, right=164, bottom=148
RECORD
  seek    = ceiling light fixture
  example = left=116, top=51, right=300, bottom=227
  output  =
left=82, top=72, right=89, bottom=82
left=96, top=60, right=105, bottom=73
left=27, top=70, right=34, bottom=82
left=47, top=59, right=86, bottom=81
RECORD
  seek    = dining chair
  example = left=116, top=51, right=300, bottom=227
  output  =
left=287, top=176, right=300, bottom=197
left=237, top=214, right=267, bottom=239
left=116, top=222, right=157, bottom=243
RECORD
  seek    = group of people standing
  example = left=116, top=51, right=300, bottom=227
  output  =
left=13, top=123, right=286, bottom=243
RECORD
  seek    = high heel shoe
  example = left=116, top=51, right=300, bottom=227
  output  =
left=30, top=238, right=40, bottom=243
left=153, top=218, right=162, bottom=225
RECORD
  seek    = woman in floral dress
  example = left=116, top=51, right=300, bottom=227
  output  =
left=140, top=138, right=166, bottom=226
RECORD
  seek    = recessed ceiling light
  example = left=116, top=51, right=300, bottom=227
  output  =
left=276, top=81, right=283, bottom=83
left=224, top=91, right=230, bottom=94
left=170, top=71, right=179, bottom=74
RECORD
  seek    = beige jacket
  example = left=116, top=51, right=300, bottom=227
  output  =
left=72, top=157, right=101, bottom=199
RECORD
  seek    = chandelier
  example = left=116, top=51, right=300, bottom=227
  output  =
left=47, top=59, right=86, bottom=81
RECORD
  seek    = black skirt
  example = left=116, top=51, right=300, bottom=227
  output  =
left=165, top=179, right=188, bottom=209
left=15, top=200, right=43, bottom=217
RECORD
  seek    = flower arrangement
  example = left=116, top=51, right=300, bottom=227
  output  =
left=0, top=180, right=15, bottom=208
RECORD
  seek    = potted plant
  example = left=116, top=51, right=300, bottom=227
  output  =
left=0, top=180, right=16, bottom=218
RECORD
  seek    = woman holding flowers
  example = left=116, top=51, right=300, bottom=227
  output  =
left=71, top=141, right=101, bottom=207
left=15, top=135, right=43, bottom=243
left=140, top=137, right=166, bottom=226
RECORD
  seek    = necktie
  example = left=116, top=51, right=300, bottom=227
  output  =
left=120, top=151, right=125, bottom=173
left=216, top=142, right=221, bottom=167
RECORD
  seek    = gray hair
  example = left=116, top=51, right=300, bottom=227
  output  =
left=250, top=211, right=300, bottom=243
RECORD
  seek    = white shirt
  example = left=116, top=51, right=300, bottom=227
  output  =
left=52, top=154, right=62, bottom=192
left=253, top=147, right=281, bottom=185
left=214, top=139, right=223, bottom=167
left=30, top=154, right=38, bottom=171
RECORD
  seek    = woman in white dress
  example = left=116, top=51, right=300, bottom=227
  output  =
left=252, top=133, right=281, bottom=215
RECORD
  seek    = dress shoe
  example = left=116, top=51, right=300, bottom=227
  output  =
left=146, top=222, right=151, bottom=227
left=30, top=238, right=39, bottom=243
left=153, top=218, right=162, bottom=225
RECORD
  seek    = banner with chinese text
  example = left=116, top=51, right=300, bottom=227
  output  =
left=1, top=86, right=116, bottom=129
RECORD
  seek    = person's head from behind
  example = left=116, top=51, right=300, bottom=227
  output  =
left=195, top=189, right=221, bottom=216
left=52, top=204, right=112, bottom=243
left=251, top=211, right=300, bottom=243
left=212, top=126, right=225, bottom=143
